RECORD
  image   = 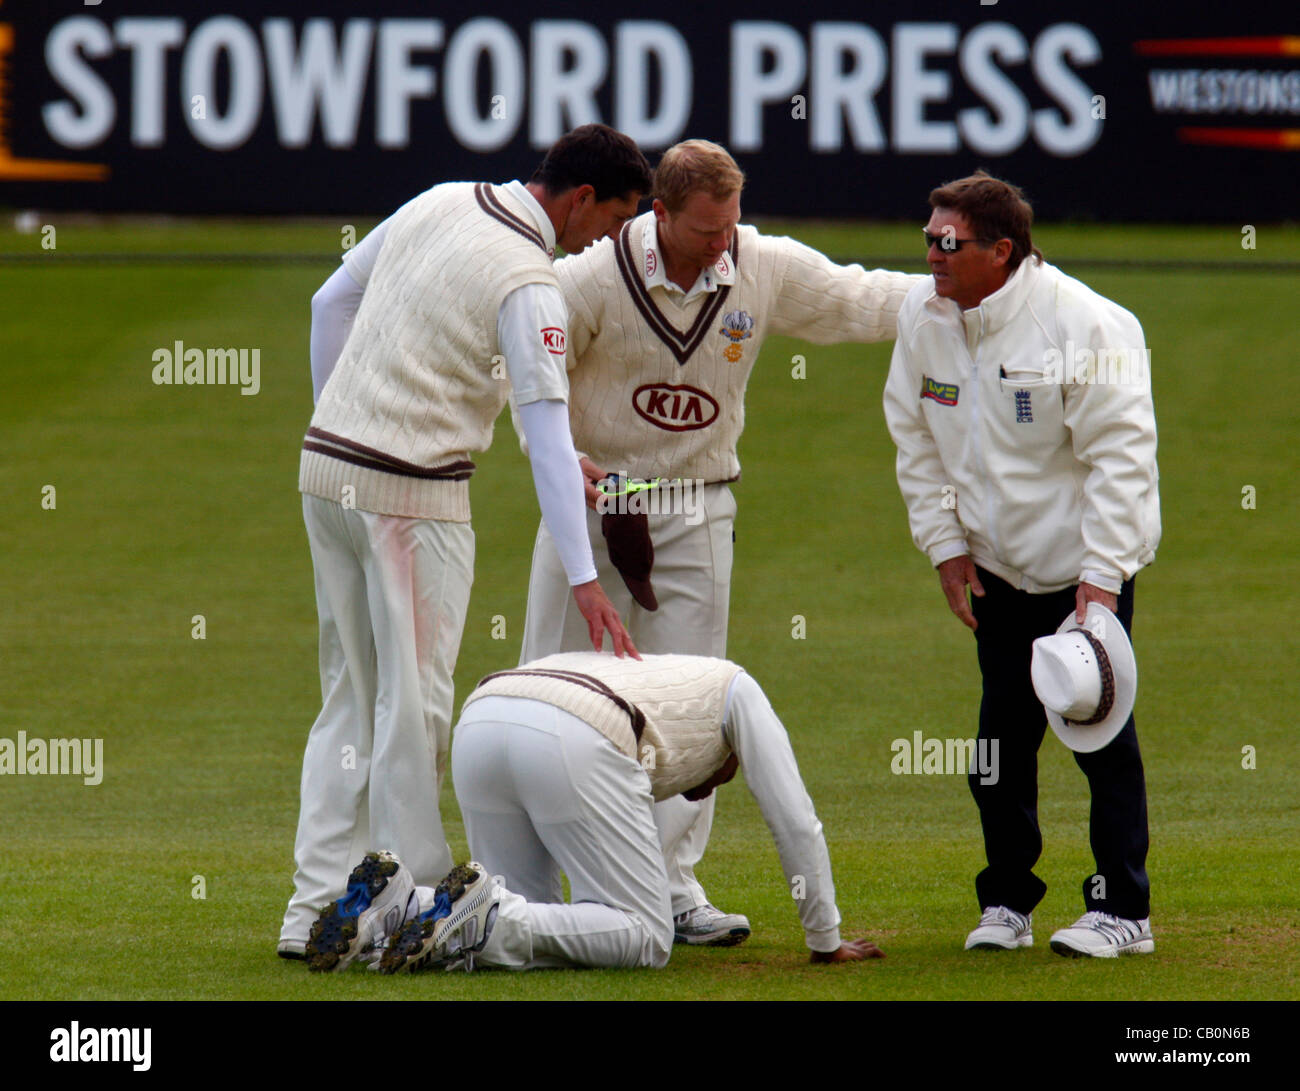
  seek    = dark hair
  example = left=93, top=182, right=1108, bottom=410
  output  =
left=531, top=124, right=652, bottom=203
left=929, top=170, right=1044, bottom=271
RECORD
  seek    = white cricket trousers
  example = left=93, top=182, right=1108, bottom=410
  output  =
left=451, top=695, right=674, bottom=969
left=519, top=483, right=737, bottom=915
left=280, top=494, right=474, bottom=946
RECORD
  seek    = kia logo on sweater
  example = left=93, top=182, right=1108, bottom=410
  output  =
left=633, top=383, right=720, bottom=432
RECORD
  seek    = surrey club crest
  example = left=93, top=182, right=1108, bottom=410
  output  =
left=718, top=310, right=754, bottom=362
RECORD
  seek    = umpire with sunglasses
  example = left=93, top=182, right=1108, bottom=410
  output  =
left=883, top=171, right=1161, bottom=958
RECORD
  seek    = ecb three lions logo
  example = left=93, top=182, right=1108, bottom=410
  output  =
left=718, top=309, right=753, bottom=362
left=920, top=375, right=959, bottom=406
left=632, top=383, right=719, bottom=432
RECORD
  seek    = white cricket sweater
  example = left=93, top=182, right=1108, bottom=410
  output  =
left=300, top=182, right=559, bottom=521
left=463, top=652, right=742, bottom=800
left=555, top=211, right=922, bottom=482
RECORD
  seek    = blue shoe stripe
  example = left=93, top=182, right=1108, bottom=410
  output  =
left=418, top=890, right=452, bottom=924
left=335, top=881, right=372, bottom=920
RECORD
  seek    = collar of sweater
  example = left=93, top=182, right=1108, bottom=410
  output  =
left=639, top=212, right=737, bottom=304
left=500, top=179, right=557, bottom=259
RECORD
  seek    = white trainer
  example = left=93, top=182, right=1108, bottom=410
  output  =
left=673, top=903, right=751, bottom=947
left=964, top=905, right=1033, bottom=950
left=1050, top=912, right=1154, bottom=958
left=306, top=850, right=418, bottom=972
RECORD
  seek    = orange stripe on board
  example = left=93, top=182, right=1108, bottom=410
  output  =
left=1177, top=127, right=1300, bottom=149
left=0, top=19, right=110, bottom=183
left=1135, top=36, right=1300, bottom=57
left=0, top=155, right=110, bottom=180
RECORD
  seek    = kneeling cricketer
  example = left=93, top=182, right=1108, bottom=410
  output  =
left=303, top=652, right=883, bottom=972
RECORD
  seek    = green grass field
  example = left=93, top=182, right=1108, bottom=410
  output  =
left=1, top=218, right=1296, bottom=1001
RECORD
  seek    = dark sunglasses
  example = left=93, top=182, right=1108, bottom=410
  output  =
left=922, top=229, right=998, bottom=252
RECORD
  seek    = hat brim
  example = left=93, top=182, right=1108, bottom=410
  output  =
left=1043, top=603, right=1137, bottom=753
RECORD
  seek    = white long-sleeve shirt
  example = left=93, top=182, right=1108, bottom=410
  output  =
left=722, top=670, right=842, bottom=953
left=883, top=258, right=1161, bottom=593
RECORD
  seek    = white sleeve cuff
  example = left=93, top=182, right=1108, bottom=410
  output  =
left=806, top=928, right=844, bottom=954
left=928, top=538, right=971, bottom=567
left=1079, top=569, right=1124, bottom=595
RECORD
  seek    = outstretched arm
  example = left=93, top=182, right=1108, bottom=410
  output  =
left=766, top=234, right=927, bottom=345
left=722, top=672, right=884, bottom=962
left=502, top=284, right=638, bottom=659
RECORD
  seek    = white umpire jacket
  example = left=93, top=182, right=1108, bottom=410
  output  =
left=883, top=257, right=1161, bottom=595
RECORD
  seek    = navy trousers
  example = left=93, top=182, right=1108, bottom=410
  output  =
left=969, top=568, right=1151, bottom=920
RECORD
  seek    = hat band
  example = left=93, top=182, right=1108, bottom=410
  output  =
left=1067, top=628, right=1116, bottom=726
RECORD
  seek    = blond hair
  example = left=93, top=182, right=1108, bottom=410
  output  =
left=652, top=140, right=746, bottom=213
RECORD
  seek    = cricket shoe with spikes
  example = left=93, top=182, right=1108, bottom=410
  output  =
left=306, top=850, right=418, bottom=973
left=380, top=861, right=500, bottom=974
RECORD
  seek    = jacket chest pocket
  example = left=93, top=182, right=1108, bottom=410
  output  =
left=995, top=366, right=1060, bottom=427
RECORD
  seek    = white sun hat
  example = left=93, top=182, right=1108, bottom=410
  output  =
left=1030, top=603, right=1137, bottom=753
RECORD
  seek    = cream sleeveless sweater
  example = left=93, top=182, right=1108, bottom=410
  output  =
left=300, top=182, right=558, bottom=521
left=464, top=652, right=743, bottom=800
